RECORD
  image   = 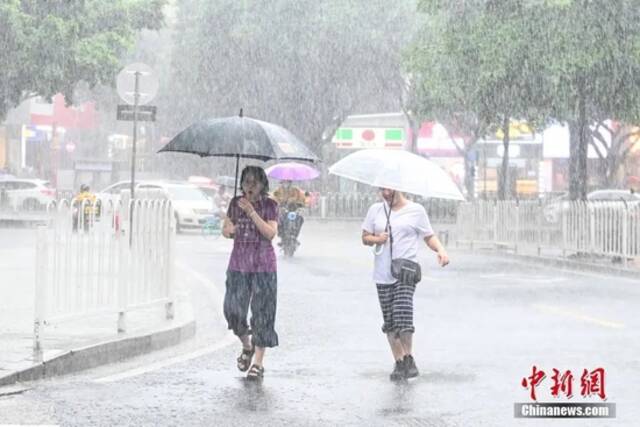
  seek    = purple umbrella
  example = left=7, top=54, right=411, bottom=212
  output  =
left=265, top=162, right=320, bottom=181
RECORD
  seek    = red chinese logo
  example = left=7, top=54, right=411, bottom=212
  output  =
left=581, top=368, right=607, bottom=400
left=521, top=365, right=546, bottom=401
left=550, top=369, right=574, bottom=399
left=522, top=366, right=607, bottom=401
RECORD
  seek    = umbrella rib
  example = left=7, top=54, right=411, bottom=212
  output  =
left=248, top=119, right=279, bottom=159
left=157, top=148, right=272, bottom=161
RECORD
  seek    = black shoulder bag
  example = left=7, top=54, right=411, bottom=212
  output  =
left=383, top=203, right=422, bottom=286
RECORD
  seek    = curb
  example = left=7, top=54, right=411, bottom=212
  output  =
left=471, top=247, right=640, bottom=279
left=0, top=318, right=196, bottom=387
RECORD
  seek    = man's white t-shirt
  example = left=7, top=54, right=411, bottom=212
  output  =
left=362, top=201, right=434, bottom=284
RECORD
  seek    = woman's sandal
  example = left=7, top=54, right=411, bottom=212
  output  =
left=246, top=364, right=264, bottom=381
left=237, top=345, right=254, bottom=372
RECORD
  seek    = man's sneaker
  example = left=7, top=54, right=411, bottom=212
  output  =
left=404, top=354, right=419, bottom=378
left=390, top=359, right=406, bottom=381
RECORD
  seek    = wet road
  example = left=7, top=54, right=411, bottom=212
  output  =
left=0, top=220, right=639, bottom=426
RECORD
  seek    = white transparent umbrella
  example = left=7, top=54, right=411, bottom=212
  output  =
left=328, top=149, right=465, bottom=201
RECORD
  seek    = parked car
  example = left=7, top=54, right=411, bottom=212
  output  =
left=96, top=180, right=134, bottom=207
left=0, top=178, right=56, bottom=210
left=544, top=189, right=640, bottom=223
left=139, top=181, right=219, bottom=232
left=97, top=180, right=219, bottom=232
left=187, top=176, right=220, bottom=200
left=587, top=189, right=640, bottom=202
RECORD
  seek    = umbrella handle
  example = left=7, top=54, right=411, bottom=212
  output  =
left=372, top=243, right=384, bottom=256
left=234, top=154, right=240, bottom=198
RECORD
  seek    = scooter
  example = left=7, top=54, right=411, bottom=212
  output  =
left=280, top=204, right=303, bottom=257
left=72, top=199, right=101, bottom=232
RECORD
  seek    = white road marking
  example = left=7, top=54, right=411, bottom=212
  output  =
left=479, top=273, right=508, bottom=279
left=94, top=332, right=236, bottom=383
left=479, top=273, right=568, bottom=283
left=518, top=277, right=567, bottom=283
left=0, top=385, right=31, bottom=397
left=175, top=261, right=224, bottom=300
left=94, top=261, right=235, bottom=383
left=533, top=304, right=625, bottom=329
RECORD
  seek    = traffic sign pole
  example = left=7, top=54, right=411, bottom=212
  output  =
left=116, top=62, right=158, bottom=247
left=129, top=71, right=140, bottom=247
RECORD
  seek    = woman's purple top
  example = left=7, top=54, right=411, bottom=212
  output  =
left=227, top=195, right=278, bottom=273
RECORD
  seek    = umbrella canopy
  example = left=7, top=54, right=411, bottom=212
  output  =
left=158, top=115, right=318, bottom=162
left=328, top=149, right=465, bottom=201
left=265, top=162, right=320, bottom=181
left=158, top=112, right=318, bottom=196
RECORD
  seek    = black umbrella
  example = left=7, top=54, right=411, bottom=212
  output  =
left=158, top=110, right=319, bottom=196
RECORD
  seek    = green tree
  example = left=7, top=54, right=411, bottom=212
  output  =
left=408, top=0, right=548, bottom=200
left=540, top=0, right=640, bottom=199
left=0, top=0, right=166, bottom=121
left=589, top=121, right=640, bottom=188
left=166, top=0, right=417, bottom=159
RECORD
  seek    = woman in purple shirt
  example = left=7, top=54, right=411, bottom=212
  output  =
left=222, top=166, right=279, bottom=381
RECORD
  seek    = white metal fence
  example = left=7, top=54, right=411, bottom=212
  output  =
left=308, top=192, right=460, bottom=224
left=34, top=197, right=175, bottom=358
left=456, top=200, right=640, bottom=263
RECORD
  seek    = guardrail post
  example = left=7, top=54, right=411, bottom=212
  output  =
left=120, top=189, right=131, bottom=237
left=589, top=203, right=596, bottom=256
left=320, top=196, right=327, bottom=219
left=493, top=200, right=498, bottom=247
left=622, top=203, right=629, bottom=268
left=165, top=202, right=176, bottom=320
left=514, top=200, right=520, bottom=254
left=537, top=199, right=542, bottom=256
left=33, top=225, right=48, bottom=362
left=454, top=203, right=461, bottom=249
left=117, top=201, right=129, bottom=333
left=561, top=202, right=568, bottom=257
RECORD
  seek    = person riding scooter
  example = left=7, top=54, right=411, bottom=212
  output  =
left=273, top=180, right=307, bottom=246
left=72, top=184, right=99, bottom=231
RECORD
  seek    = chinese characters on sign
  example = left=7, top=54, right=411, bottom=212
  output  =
left=521, top=366, right=607, bottom=401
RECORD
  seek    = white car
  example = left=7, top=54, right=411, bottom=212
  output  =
left=96, top=180, right=134, bottom=206
left=97, top=180, right=219, bottom=232
left=587, top=189, right=640, bottom=202
left=0, top=178, right=56, bottom=210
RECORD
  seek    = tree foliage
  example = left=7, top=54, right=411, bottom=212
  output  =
left=539, top=0, right=640, bottom=199
left=407, top=0, right=548, bottom=199
left=408, top=0, right=640, bottom=200
left=0, top=0, right=165, bottom=120
left=166, top=0, right=417, bottom=156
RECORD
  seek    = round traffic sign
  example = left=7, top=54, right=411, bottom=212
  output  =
left=116, top=63, right=159, bottom=106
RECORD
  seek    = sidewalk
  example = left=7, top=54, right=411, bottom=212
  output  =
left=309, top=217, right=640, bottom=275
left=0, top=228, right=195, bottom=386
left=454, top=237, right=640, bottom=277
